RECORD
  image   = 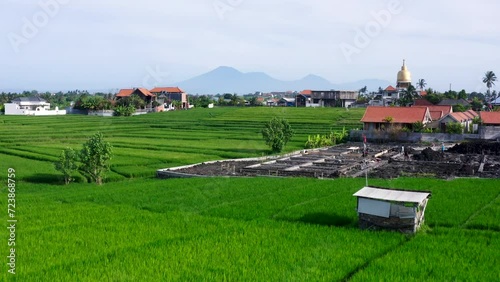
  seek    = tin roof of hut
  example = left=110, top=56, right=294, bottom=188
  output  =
left=353, top=187, right=431, bottom=203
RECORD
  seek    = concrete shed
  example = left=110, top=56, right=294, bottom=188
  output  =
left=353, top=187, right=431, bottom=233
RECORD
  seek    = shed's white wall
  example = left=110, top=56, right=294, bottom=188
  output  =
left=358, top=198, right=390, bottom=218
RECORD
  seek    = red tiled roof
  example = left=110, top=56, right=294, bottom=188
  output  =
left=150, top=87, right=184, bottom=93
left=429, top=106, right=452, bottom=115
left=413, top=106, right=452, bottom=120
left=429, top=111, right=443, bottom=121
left=448, top=112, right=470, bottom=122
left=385, top=85, right=397, bottom=92
left=461, top=110, right=478, bottom=119
left=300, top=90, right=312, bottom=96
left=361, top=106, right=429, bottom=123
left=116, top=89, right=134, bottom=97
left=466, top=110, right=479, bottom=117
left=136, top=88, right=155, bottom=97
left=413, top=99, right=433, bottom=106
left=116, top=88, right=155, bottom=97
left=480, top=111, right=500, bottom=125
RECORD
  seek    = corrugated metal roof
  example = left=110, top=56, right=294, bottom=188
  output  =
left=353, top=187, right=430, bottom=203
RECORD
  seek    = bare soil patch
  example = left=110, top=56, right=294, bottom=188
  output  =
left=169, top=141, right=500, bottom=179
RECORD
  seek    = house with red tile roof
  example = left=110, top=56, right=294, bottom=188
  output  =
left=296, top=90, right=321, bottom=107
left=385, top=85, right=397, bottom=93
left=480, top=111, right=500, bottom=125
left=116, top=89, right=134, bottom=97
left=116, top=88, right=156, bottom=109
left=413, top=105, right=453, bottom=121
left=413, top=99, right=433, bottom=106
left=150, top=87, right=188, bottom=109
left=438, top=110, right=478, bottom=133
left=369, top=86, right=400, bottom=106
left=361, top=106, right=432, bottom=131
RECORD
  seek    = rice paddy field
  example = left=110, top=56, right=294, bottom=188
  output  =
left=0, top=107, right=499, bottom=281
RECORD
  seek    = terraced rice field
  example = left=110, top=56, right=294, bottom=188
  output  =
left=0, top=107, right=498, bottom=281
left=0, top=107, right=364, bottom=182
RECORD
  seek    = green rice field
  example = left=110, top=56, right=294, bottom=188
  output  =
left=0, top=107, right=499, bottom=281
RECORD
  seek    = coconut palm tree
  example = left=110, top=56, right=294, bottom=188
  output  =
left=483, top=71, right=497, bottom=101
left=417, top=79, right=427, bottom=91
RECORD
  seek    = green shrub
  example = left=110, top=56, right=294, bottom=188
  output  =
left=261, top=117, right=294, bottom=153
left=114, top=105, right=136, bottom=116
left=446, top=122, right=464, bottom=134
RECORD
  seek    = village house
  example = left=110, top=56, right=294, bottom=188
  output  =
left=4, top=97, right=66, bottom=116
left=369, top=86, right=400, bottom=106
left=150, top=87, right=189, bottom=109
left=295, top=90, right=320, bottom=107
left=413, top=105, right=453, bottom=121
left=361, top=106, right=432, bottom=131
left=116, top=88, right=156, bottom=108
left=278, top=97, right=295, bottom=107
left=438, top=99, right=470, bottom=107
left=266, top=99, right=279, bottom=107
left=480, top=111, right=500, bottom=126
left=309, top=90, right=359, bottom=108
left=413, top=99, right=433, bottom=106
left=353, top=186, right=431, bottom=233
left=438, top=110, right=478, bottom=133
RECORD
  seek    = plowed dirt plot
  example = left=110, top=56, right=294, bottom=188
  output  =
left=173, top=141, right=500, bottom=179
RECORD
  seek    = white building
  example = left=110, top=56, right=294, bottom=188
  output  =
left=4, top=97, right=66, bottom=116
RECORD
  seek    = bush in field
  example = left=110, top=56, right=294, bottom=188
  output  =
left=79, top=132, right=112, bottom=185
left=54, top=148, right=79, bottom=185
left=446, top=122, right=464, bottom=134
left=261, top=117, right=294, bottom=153
left=305, top=127, right=349, bottom=149
left=114, top=105, right=136, bottom=116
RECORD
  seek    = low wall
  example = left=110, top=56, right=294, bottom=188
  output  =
left=351, top=130, right=481, bottom=143
left=479, top=126, right=500, bottom=140
left=66, top=108, right=88, bottom=115
left=88, top=110, right=114, bottom=117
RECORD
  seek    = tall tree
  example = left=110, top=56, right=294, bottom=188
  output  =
left=79, top=132, right=112, bottom=185
left=359, top=86, right=367, bottom=95
left=54, top=148, right=79, bottom=185
left=417, top=79, right=427, bottom=91
left=399, top=84, right=418, bottom=106
left=261, top=117, right=294, bottom=153
left=483, top=71, right=497, bottom=101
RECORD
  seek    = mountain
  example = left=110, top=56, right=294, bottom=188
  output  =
left=175, top=66, right=391, bottom=94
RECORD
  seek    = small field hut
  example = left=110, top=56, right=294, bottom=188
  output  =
left=353, top=187, right=431, bottom=233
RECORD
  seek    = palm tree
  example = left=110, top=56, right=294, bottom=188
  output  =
left=483, top=71, right=497, bottom=101
left=417, top=79, right=427, bottom=91
left=359, top=86, right=367, bottom=95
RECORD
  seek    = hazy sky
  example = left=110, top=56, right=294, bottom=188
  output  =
left=1, top=0, right=499, bottom=92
